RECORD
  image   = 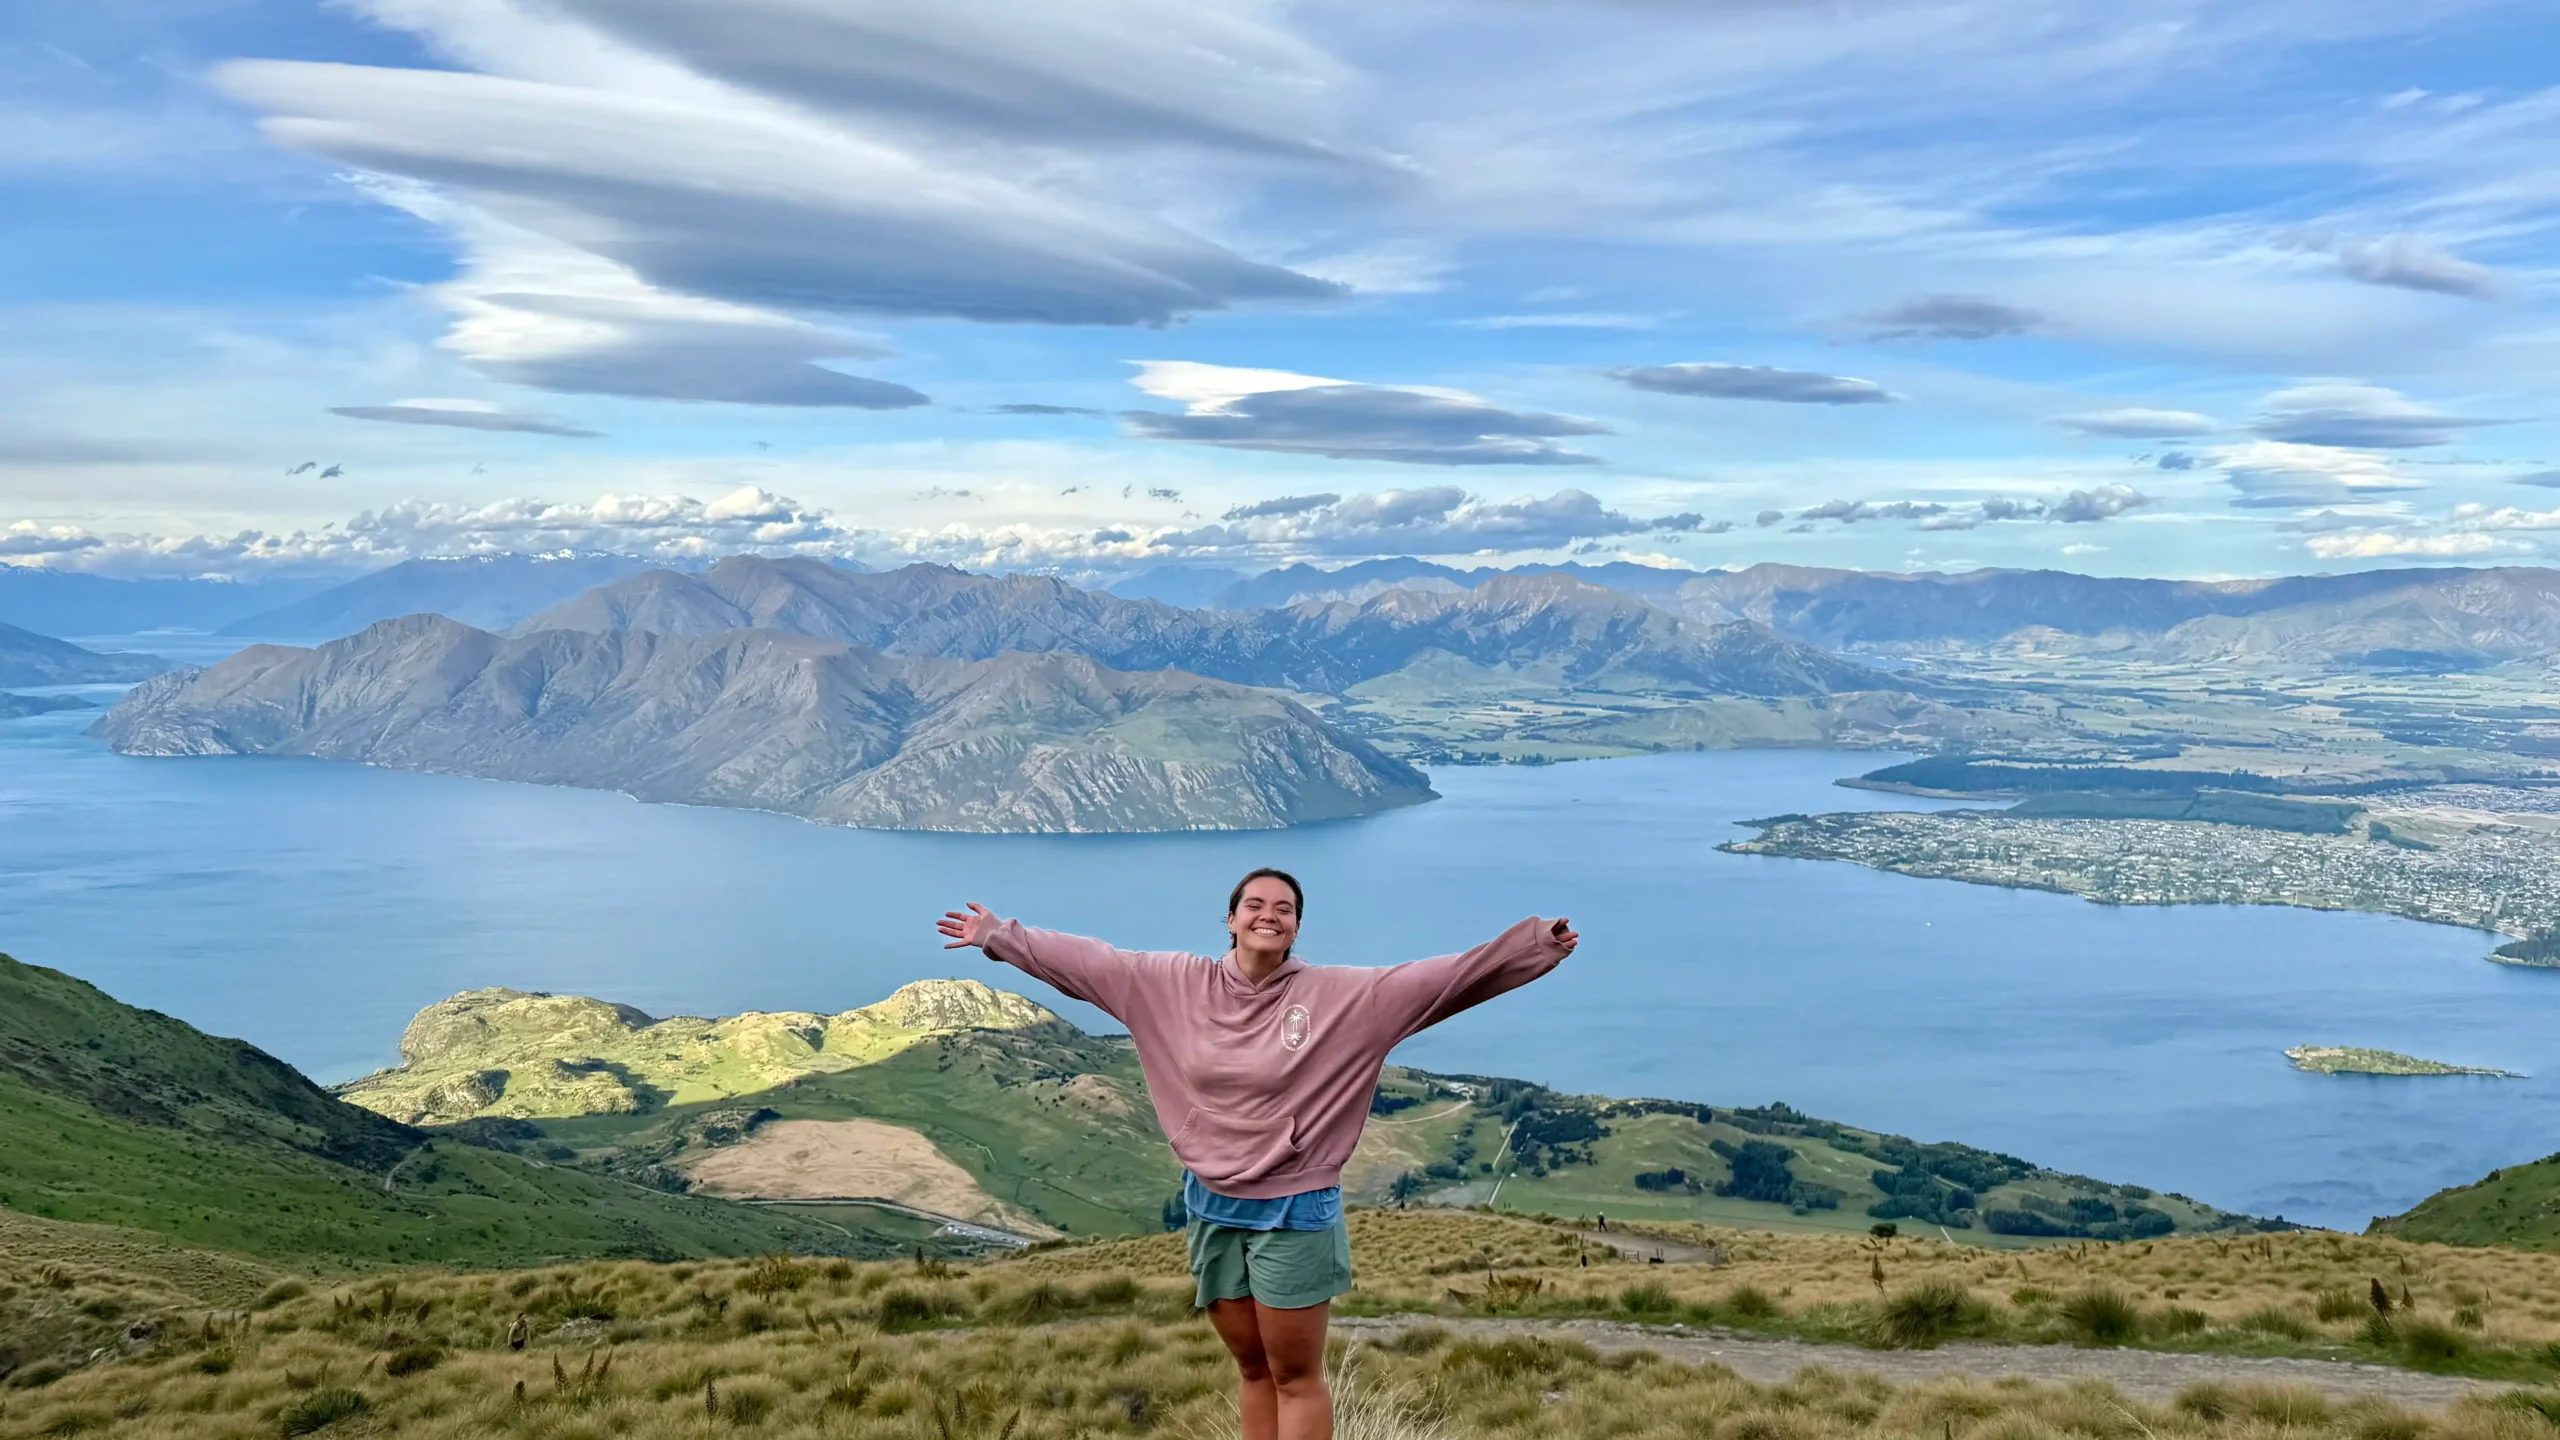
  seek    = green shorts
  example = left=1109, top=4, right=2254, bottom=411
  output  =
left=1187, top=1217, right=1353, bottom=1311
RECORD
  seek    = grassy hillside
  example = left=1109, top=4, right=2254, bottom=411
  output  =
left=340, top=980, right=1181, bottom=1238
left=0, top=954, right=911, bottom=1270
left=1377, top=1076, right=2255, bottom=1245
left=338, top=982, right=2263, bottom=1246
left=13, top=1210, right=2560, bottom=1438
left=2374, top=1154, right=2560, bottom=1251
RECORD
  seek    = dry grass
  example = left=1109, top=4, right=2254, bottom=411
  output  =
left=1015, top=1212, right=2560, bottom=1355
left=8, top=1212, right=2560, bottom=1438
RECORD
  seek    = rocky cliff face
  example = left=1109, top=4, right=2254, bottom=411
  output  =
left=92, top=615, right=1436, bottom=833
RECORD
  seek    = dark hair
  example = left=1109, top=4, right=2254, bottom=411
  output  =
left=1226, top=867, right=1304, bottom=954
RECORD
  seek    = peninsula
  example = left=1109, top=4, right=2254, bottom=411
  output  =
left=2285, top=1046, right=2523, bottom=1078
left=90, top=614, right=1435, bottom=834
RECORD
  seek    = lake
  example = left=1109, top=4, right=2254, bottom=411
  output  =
left=5, top=646, right=2553, bottom=1231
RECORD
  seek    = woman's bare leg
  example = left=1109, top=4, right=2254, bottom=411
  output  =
left=1205, top=1299, right=1280, bottom=1440
left=1253, top=1300, right=1332, bottom=1440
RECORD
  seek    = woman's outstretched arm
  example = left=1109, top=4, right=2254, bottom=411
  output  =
left=1365, top=916, right=1578, bottom=1041
left=938, top=902, right=1148, bottom=1021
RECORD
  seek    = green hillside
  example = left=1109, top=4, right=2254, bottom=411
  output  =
left=1375, top=1073, right=2258, bottom=1244
left=337, top=979, right=1182, bottom=1238
left=0, top=954, right=901, bottom=1269
left=2371, top=1152, right=2560, bottom=1249
left=338, top=980, right=2267, bottom=1246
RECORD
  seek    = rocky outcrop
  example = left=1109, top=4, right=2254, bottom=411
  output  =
left=91, top=615, right=1435, bottom=833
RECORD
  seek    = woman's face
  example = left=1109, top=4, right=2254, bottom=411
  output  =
left=1227, top=876, right=1302, bottom=958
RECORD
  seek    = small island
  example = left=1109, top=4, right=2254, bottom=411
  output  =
left=2285, top=1045, right=2523, bottom=1078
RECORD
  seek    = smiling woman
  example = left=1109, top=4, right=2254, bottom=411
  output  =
left=938, top=873, right=1577, bottom=1440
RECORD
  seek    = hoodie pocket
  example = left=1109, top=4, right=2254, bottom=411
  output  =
left=1167, top=1108, right=1301, bottom=1184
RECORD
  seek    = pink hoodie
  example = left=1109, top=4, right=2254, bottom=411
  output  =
left=981, top=917, right=1570, bottom=1200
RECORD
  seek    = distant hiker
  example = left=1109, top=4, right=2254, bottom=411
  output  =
left=940, top=867, right=1575, bottom=1440
left=507, top=1314, right=530, bottom=1351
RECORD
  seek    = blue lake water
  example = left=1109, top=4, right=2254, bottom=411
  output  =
left=6, top=641, right=2555, bottom=1231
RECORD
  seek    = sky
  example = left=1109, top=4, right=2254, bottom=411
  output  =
left=6, top=0, right=2560, bottom=584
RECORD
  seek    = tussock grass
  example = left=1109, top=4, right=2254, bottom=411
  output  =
left=11, top=1211, right=2560, bottom=1436
left=1872, top=1281, right=1989, bottom=1349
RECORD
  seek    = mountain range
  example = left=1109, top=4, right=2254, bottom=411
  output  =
left=0, top=621, right=169, bottom=687
left=517, top=555, right=1890, bottom=699
left=218, top=552, right=670, bottom=637
left=23, top=552, right=2552, bottom=675
left=1130, top=559, right=2560, bottom=670
left=93, top=614, right=1435, bottom=832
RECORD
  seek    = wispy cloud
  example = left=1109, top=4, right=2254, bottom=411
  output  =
left=2331, top=236, right=2506, bottom=299
left=2055, top=407, right=2218, bottom=439
left=1609, top=363, right=1897, bottom=405
left=210, top=1, right=1348, bottom=411
left=328, top=399, right=601, bottom=436
left=1861, top=294, right=2040, bottom=341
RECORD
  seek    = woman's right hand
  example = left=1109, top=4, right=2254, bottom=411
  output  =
left=937, top=902, right=999, bottom=950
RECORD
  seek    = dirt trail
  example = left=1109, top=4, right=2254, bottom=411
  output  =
left=1331, top=1316, right=2507, bottom=1410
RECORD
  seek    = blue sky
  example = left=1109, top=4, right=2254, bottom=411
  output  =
left=6, top=0, right=2559, bottom=582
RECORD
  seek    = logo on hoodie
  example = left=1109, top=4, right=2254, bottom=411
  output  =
left=1281, top=1004, right=1313, bottom=1051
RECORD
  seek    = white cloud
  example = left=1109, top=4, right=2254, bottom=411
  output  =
left=2212, top=440, right=2423, bottom=508
left=2249, top=383, right=2505, bottom=449
left=2054, top=407, right=2219, bottom=438
left=1, top=486, right=854, bottom=578
left=2303, top=529, right=2528, bottom=559
left=2047, top=483, right=2151, bottom=523
left=2, top=478, right=1712, bottom=579
left=1122, top=360, right=1607, bottom=465
left=2296, top=500, right=2560, bottom=560
left=2448, top=502, right=2560, bottom=533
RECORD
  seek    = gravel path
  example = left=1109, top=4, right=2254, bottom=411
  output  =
left=1332, top=1316, right=2508, bottom=1409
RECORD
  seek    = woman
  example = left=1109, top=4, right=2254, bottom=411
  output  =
left=938, top=869, right=1576, bottom=1440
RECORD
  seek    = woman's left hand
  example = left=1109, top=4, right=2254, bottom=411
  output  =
left=1549, top=917, right=1579, bottom=954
